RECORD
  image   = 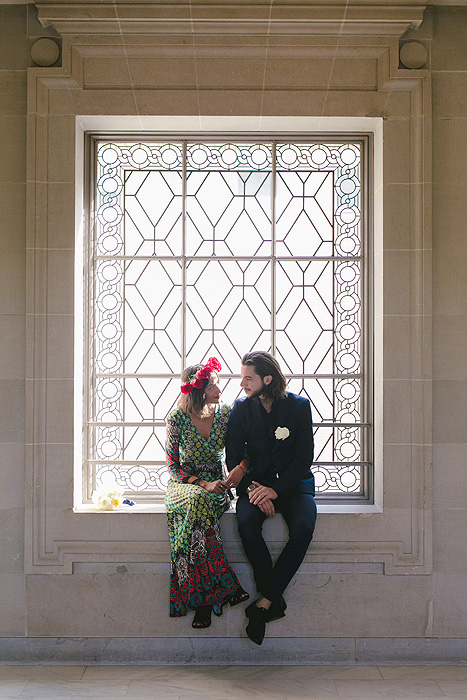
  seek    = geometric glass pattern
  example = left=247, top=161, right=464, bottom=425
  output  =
left=85, top=139, right=370, bottom=502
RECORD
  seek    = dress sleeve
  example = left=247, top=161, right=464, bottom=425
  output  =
left=165, top=413, right=191, bottom=482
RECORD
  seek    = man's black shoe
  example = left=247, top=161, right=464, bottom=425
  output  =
left=245, top=600, right=259, bottom=619
left=245, top=604, right=268, bottom=645
left=266, top=596, right=287, bottom=622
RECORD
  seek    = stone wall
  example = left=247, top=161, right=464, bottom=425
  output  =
left=0, top=2, right=465, bottom=662
left=431, top=6, right=467, bottom=639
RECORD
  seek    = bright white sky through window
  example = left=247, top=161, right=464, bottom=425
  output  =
left=86, top=140, right=367, bottom=502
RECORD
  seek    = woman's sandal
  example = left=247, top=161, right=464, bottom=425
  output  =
left=229, top=587, right=250, bottom=607
left=192, top=605, right=212, bottom=629
left=209, top=587, right=250, bottom=619
left=213, top=587, right=250, bottom=617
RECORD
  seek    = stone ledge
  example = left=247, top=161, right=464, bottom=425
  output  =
left=0, top=637, right=466, bottom=665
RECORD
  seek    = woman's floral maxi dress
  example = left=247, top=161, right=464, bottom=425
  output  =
left=165, top=403, right=242, bottom=617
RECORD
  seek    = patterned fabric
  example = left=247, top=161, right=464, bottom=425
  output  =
left=165, top=403, right=242, bottom=617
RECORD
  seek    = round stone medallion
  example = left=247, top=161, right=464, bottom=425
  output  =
left=399, top=41, right=428, bottom=69
left=31, top=38, right=60, bottom=67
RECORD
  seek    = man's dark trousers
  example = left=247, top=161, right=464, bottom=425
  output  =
left=236, top=489, right=317, bottom=604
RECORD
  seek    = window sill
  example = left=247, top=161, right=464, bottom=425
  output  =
left=74, top=502, right=382, bottom=514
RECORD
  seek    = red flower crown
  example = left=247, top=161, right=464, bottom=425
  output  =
left=180, top=357, right=222, bottom=395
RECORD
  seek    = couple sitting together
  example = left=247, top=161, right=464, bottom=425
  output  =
left=165, top=350, right=317, bottom=645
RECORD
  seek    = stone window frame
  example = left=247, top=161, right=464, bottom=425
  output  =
left=76, top=125, right=377, bottom=510
left=26, top=48, right=432, bottom=576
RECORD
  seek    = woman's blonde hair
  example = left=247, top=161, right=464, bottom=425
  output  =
left=177, top=365, right=218, bottom=416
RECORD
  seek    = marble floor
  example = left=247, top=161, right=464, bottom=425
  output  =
left=0, top=665, right=467, bottom=700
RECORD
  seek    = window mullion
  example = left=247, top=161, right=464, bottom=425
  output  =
left=181, top=141, right=187, bottom=371
left=271, top=141, right=277, bottom=356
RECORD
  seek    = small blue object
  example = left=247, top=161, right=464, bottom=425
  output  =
left=123, top=498, right=135, bottom=506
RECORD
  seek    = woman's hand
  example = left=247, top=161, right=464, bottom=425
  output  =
left=223, top=465, right=245, bottom=489
left=203, top=479, right=227, bottom=495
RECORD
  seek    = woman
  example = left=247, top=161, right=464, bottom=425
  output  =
left=165, top=357, right=249, bottom=628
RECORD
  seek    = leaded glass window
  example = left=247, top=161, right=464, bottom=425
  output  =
left=84, top=137, right=371, bottom=504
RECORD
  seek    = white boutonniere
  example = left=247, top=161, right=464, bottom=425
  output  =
left=275, top=426, right=290, bottom=440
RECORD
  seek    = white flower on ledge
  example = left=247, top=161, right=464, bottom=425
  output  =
left=275, top=426, right=290, bottom=440
left=92, top=487, right=124, bottom=511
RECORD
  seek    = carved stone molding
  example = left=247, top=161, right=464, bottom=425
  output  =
left=35, top=0, right=427, bottom=37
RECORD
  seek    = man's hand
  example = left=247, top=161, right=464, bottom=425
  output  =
left=258, top=498, right=275, bottom=518
left=248, top=481, right=278, bottom=506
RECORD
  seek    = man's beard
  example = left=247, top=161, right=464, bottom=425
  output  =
left=247, top=381, right=267, bottom=400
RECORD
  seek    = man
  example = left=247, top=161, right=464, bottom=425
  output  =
left=224, top=350, right=317, bottom=645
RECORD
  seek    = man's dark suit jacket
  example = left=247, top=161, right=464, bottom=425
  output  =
left=225, top=392, right=315, bottom=498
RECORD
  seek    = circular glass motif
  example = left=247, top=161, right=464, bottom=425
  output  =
left=251, top=147, right=268, bottom=165
left=97, top=379, right=122, bottom=401
left=279, top=146, right=299, bottom=166
left=100, top=145, right=120, bottom=165
left=98, top=261, right=123, bottom=284
left=98, top=290, right=122, bottom=312
left=190, top=145, right=210, bottom=167
left=220, top=145, right=239, bottom=166
left=340, top=469, right=358, bottom=489
left=338, top=380, right=359, bottom=402
left=98, top=319, right=122, bottom=341
left=130, top=144, right=151, bottom=167
left=338, top=236, right=358, bottom=254
left=99, top=175, right=121, bottom=196
left=337, top=322, right=359, bottom=341
left=335, top=434, right=359, bottom=462
left=100, top=234, right=121, bottom=254
left=128, top=465, right=150, bottom=490
left=97, top=437, right=121, bottom=459
left=161, top=145, right=179, bottom=166
left=313, top=468, right=329, bottom=490
left=97, top=349, right=122, bottom=371
left=101, top=206, right=119, bottom=223
left=336, top=290, right=360, bottom=314
left=336, top=349, right=359, bottom=372
left=339, top=146, right=359, bottom=166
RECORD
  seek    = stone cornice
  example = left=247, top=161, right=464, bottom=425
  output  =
left=35, top=0, right=427, bottom=37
